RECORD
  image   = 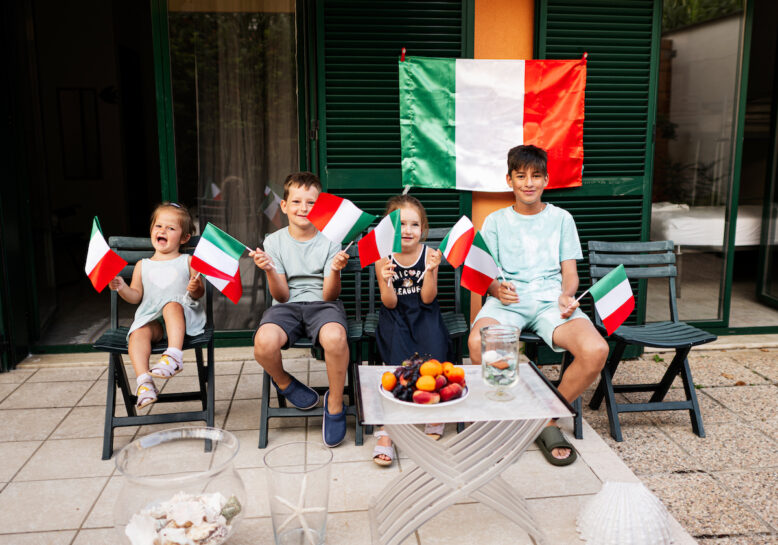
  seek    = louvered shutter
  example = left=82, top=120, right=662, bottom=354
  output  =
left=316, top=0, right=471, bottom=318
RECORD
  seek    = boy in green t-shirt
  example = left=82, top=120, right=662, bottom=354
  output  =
left=250, top=172, right=351, bottom=447
left=467, top=145, right=609, bottom=466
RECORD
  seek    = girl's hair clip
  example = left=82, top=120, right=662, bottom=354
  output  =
left=165, top=201, right=183, bottom=208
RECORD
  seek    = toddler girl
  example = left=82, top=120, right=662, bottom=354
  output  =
left=109, top=202, right=206, bottom=408
left=373, top=195, right=453, bottom=466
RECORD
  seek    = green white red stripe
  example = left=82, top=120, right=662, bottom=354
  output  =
left=399, top=56, right=586, bottom=191
left=440, top=216, right=475, bottom=268
left=307, top=192, right=376, bottom=245
left=590, top=264, right=634, bottom=335
left=461, top=231, right=499, bottom=296
left=84, top=217, right=127, bottom=293
left=358, top=209, right=402, bottom=268
left=191, top=223, right=245, bottom=282
left=204, top=271, right=242, bottom=304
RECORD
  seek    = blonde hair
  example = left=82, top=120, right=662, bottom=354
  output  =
left=385, top=195, right=428, bottom=241
left=149, top=202, right=195, bottom=239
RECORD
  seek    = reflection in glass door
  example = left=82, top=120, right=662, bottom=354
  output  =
left=167, top=0, right=298, bottom=330
left=648, top=1, right=745, bottom=323
left=758, top=111, right=778, bottom=306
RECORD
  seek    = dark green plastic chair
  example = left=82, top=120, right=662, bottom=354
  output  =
left=587, top=240, right=716, bottom=442
left=258, top=244, right=364, bottom=448
left=93, top=236, right=215, bottom=460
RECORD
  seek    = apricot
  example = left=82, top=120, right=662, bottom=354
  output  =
left=447, top=366, right=466, bottom=385
left=381, top=371, right=397, bottom=391
left=419, top=360, right=443, bottom=377
left=415, top=375, right=436, bottom=391
left=442, top=361, right=455, bottom=377
left=412, top=390, right=440, bottom=404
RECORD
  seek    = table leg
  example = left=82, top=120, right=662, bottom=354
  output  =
left=369, top=420, right=549, bottom=545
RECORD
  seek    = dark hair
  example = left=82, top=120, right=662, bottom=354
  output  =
left=150, top=202, right=195, bottom=238
left=385, top=194, right=428, bottom=241
left=282, top=171, right=322, bottom=200
left=507, top=145, right=548, bottom=176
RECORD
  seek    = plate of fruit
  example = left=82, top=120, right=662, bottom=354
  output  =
left=379, top=354, right=468, bottom=407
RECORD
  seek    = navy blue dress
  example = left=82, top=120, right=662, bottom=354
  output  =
left=376, top=246, right=453, bottom=365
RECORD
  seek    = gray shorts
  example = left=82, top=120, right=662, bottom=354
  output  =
left=256, top=301, right=348, bottom=349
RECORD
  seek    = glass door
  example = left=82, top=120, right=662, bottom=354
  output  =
left=165, top=0, right=300, bottom=331
left=758, top=88, right=778, bottom=306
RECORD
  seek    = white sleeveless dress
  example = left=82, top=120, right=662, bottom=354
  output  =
left=127, top=254, right=206, bottom=339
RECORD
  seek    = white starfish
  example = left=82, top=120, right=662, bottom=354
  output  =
left=273, top=474, right=326, bottom=545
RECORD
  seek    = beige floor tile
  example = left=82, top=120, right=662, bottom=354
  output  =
left=236, top=467, right=270, bottom=517
left=704, top=385, right=778, bottom=422
left=138, top=400, right=230, bottom=434
left=325, top=510, right=417, bottom=545
left=233, top=372, right=263, bottom=399
left=501, top=448, right=602, bottom=498
left=606, top=357, right=683, bottom=389
left=77, top=381, right=116, bottom=406
left=735, top=349, right=778, bottom=382
left=647, top=388, right=741, bottom=426
left=641, top=472, right=770, bottom=536
left=0, top=408, right=69, bottom=441
left=232, top=427, right=307, bottom=469
left=158, top=372, right=238, bottom=402
left=0, top=383, right=19, bottom=402
left=704, top=536, right=778, bottom=545
left=689, top=353, right=770, bottom=387
left=600, top=425, right=695, bottom=475
left=15, top=437, right=116, bottom=481
left=226, top=516, right=275, bottom=544
left=26, top=367, right=104, bottom=382
left=226, top=399, right=310, bottom=432
left=0, top=441, right=41, bottom=481
left=762, top=418, right=778, bottom=443
left=717, top=470, right=778, bottom=529
left=665, top=422, right=778, bottom=471
left=0, top=530, right=76, bottom=545
left=328, top=461, right=401, bottom=513
left=0, top=368, right=35, bottom=383
left=0, top=381, right=93, bottom=409
left=51, top=405, right=134, bottom=439
left=307, top=419, right=376, bottom=464
left=0, top=477, right=107, bottom=532
left=82, top=475, right=121, bottom=528
left=214, top=360, right=244, bottom=375
left=72, top=528, right=119, bottom=545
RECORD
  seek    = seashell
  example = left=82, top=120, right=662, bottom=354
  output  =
left=125, top=513, right=158, bottom=545
left=220, top=495, right=242, bottom=523
left=158, top=526, right=193, bottom=545
left=168, top=500, right=206, bottom=527
left=200, top=492, right=227, bottom=522
left=482, top=350, right=502, bottom=364
left=577, top=481, right=673, bottom=545
left=188, top=521, right=219, bottom=541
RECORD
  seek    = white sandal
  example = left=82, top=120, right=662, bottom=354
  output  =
left=424, top=423, right=445, bottom=441
left=372, top=430, right=395, bottom=467
left=135, top=380, right=158, bottom=409
left=149, top=353, right=183, bottom=379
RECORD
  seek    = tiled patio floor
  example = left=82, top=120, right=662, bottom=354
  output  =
left=2, top=341, right=776, bottom=544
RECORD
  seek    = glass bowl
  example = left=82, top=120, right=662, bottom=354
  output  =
left=114, top=427, right=246, bottom=545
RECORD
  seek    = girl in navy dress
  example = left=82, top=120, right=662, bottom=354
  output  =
left=373, top=195, right=453, bottom=466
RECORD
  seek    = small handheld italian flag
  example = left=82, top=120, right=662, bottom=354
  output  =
left=191, top=223, right=246, bottom=304
left=357, top=209, right=402, bottom=268
left=307, top=192, right=376, bottom=246
left=85, top=217, right=128, bottom=292
left=439, top=216, right=475, bottom=268
left=460, top=231, right=499, bottom=296
left=589, top=264, right=634, bottom=335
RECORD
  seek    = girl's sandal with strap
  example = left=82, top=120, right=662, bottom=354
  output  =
left=372, top=430, right=395, bottom=467
left=424, top=423, right=445, bottom=441
left=149, top=354, right=183, bottom=379
left=135, top=380, right=158, bottom=409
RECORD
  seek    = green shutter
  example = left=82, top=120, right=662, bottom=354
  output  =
left=316, top=0, right=473, bottom=318
left=536, top=0, right=661, bottom=330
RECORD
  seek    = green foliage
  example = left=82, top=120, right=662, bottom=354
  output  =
left=663, top=0, right=743, bottom=32
left=653, top=354, right=665, bottom=363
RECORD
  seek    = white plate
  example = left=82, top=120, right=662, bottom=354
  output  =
left=379, top=383, right=469, bottom=408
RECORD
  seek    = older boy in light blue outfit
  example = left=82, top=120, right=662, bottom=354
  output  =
left=468, top=145, right=609, bottom=466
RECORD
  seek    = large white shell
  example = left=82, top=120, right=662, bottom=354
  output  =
left=577, top=481, right=673, bottom=545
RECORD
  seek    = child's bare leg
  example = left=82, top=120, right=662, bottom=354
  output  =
left=467, top=317, right=501, bottom=365
left=162, top=302, right=186, bottom=350
left=128, top=322, right=164, bottom=378
left=253, top=323, right=290, bottom=386
left=318, top=322, right=348, bottom=413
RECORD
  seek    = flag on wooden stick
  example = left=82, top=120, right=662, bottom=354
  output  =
left=590, top=264, right=634, bottom=335
left=307, top=192, right=376, bottom=245
left=85, top=217, right=127, bottom=292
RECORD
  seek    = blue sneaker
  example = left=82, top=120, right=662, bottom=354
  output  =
left=322, top=390, right=347, bottom=447
left=272, top=374, right=319, bottom=410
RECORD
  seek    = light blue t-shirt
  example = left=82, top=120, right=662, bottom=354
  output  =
left=263, top=228, right=340, bottom=304
left=481, top=203, right=582, bottom=301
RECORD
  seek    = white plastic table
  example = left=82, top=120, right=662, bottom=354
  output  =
left=357, top=364, right=574, bottom=545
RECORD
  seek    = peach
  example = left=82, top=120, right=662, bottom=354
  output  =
left=434, top=375, right=447, bottom=391
left=412, top=390, right=440, bottom=404
left=439, top=383, right=463, bottom=402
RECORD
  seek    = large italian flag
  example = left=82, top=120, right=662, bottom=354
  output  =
left=399, top=56, right=587, bottom=191
left=84, top=217, right=128, bottom=292
left=439, top=216, right=475, bottom=268
left=307, top=192, right=376, bottom=245
left=357, top=209, right=402, bottom=268
left=191, top=223, right=245, bottom=282
left=590, top=264, right=634, bottom=336
left=461, top=232, right=499, bottom=296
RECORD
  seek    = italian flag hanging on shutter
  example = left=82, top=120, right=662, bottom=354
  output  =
left=357, top=209, right=402, bottom=268
left=307, top=192, right=376, bottom=245
left=439, top=216, right=475, bottom=268
left=460, top=232, right=499, bottom=296
left=399, top=55, right=587, bottom=191
left=85, top=217, right=128, bottom=293
left=589, top=264, right=634, bottom=336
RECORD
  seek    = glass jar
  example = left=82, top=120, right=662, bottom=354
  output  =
left=114, top=427, right=246, bottom=545
left=480, top=324, right=520, bottom=401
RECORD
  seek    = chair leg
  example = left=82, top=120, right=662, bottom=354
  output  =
left=649, top=347, right=690, bottom=403
left=195, top=347, right=207, bottom=411
left=679, top=354, right=705, bottom=438
left=589, top=342, right=625, bottom=410
left=572, top=396, right=583, bottom=440
left=601, top=362, right=623, bottom=442
left=259, top=372, right=272, bottom=449
left=349, top=348, right=364, bottom=446
left=103, top=354, right=120, bottom=460
left=206, top=343, right=216, bottom=428
left=115, top=354, right=136, bottom=417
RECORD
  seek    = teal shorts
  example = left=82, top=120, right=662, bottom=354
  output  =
left=474, top=294, right=589, bottom=352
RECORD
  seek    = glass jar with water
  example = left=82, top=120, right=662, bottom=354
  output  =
left=480, top=324, right=520, bottom=401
